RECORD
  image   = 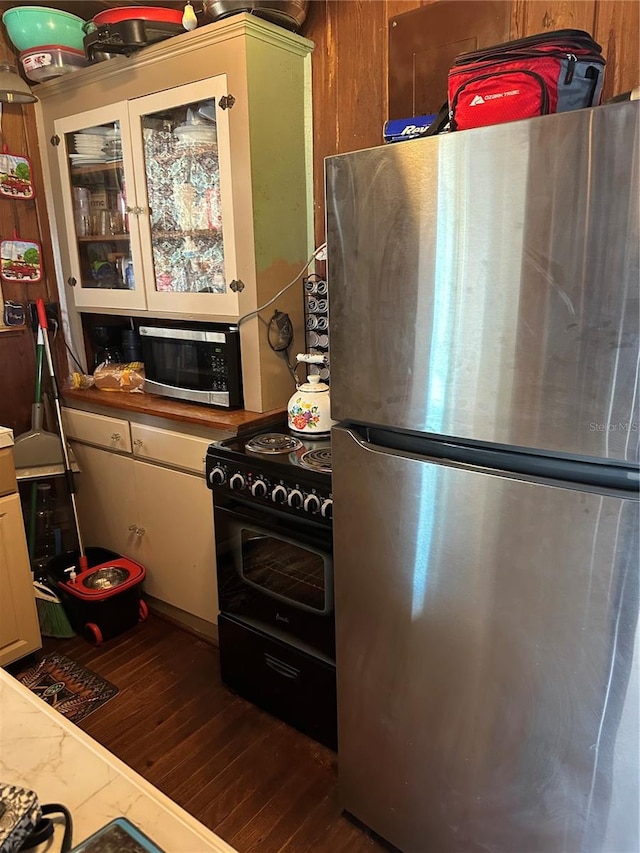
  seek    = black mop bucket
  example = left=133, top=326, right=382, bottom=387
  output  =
left=47, top=548, right=148, bottom=646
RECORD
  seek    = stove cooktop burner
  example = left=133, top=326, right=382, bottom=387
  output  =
left=245, top=432, right=304, bottom=454
left=298, top=447, right=332, bottom=473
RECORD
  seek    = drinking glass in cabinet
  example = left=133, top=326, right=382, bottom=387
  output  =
left=66, top=123, right=133, bottom=290
left=140, top=98, right=224, bottom=295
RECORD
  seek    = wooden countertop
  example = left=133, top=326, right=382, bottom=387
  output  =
left=62, top=387, right=286, bottom=435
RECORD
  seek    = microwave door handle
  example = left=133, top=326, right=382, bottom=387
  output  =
left=138, top=326, right=227, bottom=343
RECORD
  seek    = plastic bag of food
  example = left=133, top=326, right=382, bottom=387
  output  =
left=68, top=371, right=95, bottom=390
left=93, top=362, right=145, bottom=392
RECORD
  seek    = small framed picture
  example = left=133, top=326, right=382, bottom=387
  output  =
left=0, top=152, right=34, bottom=199
left=1, top=238, right=42, bottom=283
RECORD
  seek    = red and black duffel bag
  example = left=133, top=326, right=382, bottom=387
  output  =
left=446, top=29, right=606, bottom=132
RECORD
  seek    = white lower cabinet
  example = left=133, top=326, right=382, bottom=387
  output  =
left=70, top=443, right=137, bottom=561
left=132, top=461, right=217, bottom=624
left=67, top=414, right=219, bottom=630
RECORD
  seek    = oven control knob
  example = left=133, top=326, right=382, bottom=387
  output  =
left=251, top=479, right=268, bottom=498
left=209, top=466, right=227, bottom=486
left=320, top=498, right=333, bottom=519
left=303, top=493, right=321, bottom=513
left=229, top=473, right=247, bottom=491
left=287, top=488, right=304, bottom=508
left=271, top=484, right=288, bottom=504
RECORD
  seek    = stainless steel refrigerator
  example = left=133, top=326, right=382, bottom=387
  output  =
left=326, top=102, right=639, bottom=853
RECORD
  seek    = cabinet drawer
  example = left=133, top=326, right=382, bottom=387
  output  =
left=130, top=424, right=211, bottom=475
left=61, top=408, right=132, bottom=453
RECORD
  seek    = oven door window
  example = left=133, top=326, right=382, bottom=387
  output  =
left=236, top=526, right=330, bottom=614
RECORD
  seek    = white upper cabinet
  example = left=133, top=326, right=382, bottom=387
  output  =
left=129, top=77, right=239, bottom=316
left=37, top=15, right=313, bottom=320
left=54, top=77, right=240, bottom=314
left=54, top=103, right=145, bottom=311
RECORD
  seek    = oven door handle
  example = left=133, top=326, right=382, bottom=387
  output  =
left=264, top=653, right=300, bottom=680
left=215, top=502, right=331, bottom=552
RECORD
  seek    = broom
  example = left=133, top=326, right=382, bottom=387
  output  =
left=33, top=581, right=75, bottom=638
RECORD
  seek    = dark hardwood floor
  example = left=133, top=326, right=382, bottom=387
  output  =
left=12, top=615, right=387, bottom=853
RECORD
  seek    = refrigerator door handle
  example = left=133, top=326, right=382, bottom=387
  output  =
left=340, top=425, right=640, bottom=493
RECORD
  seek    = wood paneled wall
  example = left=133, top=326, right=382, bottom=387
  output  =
left=0, top=36, right=68, bottom=436
left=1, top=1, right=638, bottom=433
left=305, top=0, right=639, bottom=245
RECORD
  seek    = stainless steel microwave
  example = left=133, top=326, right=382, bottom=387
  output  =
left=138, top=322, right=243, bottom=409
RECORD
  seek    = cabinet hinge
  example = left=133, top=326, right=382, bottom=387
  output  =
left=229, top=279, right=245, bottom=293
left=219, top=94, right=235, bottom=110
left=50, top=135, right=61, bottom=146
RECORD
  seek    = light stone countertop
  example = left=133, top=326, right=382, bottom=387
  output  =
left=0, top=668, right=237, bottom=852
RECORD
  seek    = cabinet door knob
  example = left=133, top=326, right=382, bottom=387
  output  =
left=67, top=276, right=77, bottom=287
left=136, top=526, right=146, bottom=537
left=128, top=524, right=138, bottom=532
left=133, top=438, right=143, bottom=448
left=111, top=432, right=121, bottom=443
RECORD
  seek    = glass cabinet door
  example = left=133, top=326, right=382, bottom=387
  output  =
left=55, top=106, right=147, bottom=310
left=128, top=77, right=239, bottom=316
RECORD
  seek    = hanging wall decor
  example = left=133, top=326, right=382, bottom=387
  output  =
left=1, top=236, right=42, bottom=283
left=0, top=150, right=34, bottom=199
left=3, top=298, right=25, bottom=325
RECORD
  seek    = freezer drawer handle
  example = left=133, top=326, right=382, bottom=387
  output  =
left=264, top=653, right=300, bottom=680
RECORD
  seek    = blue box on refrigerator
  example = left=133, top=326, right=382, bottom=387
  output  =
left=383, top=114, right=437, bottom=143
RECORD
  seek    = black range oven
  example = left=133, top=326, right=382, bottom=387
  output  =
left=206, top=428, right=336, bottom=749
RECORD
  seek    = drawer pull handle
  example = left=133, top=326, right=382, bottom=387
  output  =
left=135, top=526, right=146, bottom=537
left=264, top=653, right=300, bottom=680
left=133, top=438, right=143, bottom=448
left=111, top=432, right=121, bottom=443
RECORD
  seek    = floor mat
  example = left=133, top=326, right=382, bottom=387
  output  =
left=16, top=652, right=118, bottom=723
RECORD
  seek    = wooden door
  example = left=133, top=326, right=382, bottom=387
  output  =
left=0, top=493, right=41, bottom=665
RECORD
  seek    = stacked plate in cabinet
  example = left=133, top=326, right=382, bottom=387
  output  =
left=70, top=129, right=119, bottom=165
left=173, top=124, right=218, bottom=148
